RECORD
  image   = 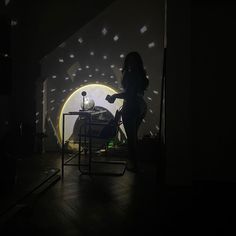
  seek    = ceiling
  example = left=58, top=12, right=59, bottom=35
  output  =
left=3, top=0, right=116, bottom=60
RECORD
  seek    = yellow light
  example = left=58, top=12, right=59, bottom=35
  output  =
left=58, top=84, right=124, bottom=144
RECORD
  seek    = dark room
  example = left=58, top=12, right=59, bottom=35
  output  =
left=1, top=0, right=235, bottom=235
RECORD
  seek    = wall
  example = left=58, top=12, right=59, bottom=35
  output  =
left=165, top=0, right=236, bottom=186
left=40, top=0, right=165, bottom=151
left=192, top=1, right=236, bottom=182
left=165, top=0, right=191, bottom=186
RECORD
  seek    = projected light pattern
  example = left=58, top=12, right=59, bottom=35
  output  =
left=102, top=27, right=108, bottom=35
left=113, top=35, right=119, bottom=41
left=11, top=20, right=18, bottom=26
left=148, top=42, right=155, bottom=48
left=40, top=0, right=164, bottom=148
left=59, top=42, right=66, bottom=48
left=140, top=25, right=148, bottom=34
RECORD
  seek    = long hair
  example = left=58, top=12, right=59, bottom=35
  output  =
left=121, top=52, right=149, bottom=91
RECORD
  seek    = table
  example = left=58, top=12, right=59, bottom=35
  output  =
left=61, top=110, right=106, bottom=177
left=61, top=110, right=126, bottom=177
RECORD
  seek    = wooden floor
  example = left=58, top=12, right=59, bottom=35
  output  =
left=3, top=149, right=236, bottom=235
left=1, top=150, right=233, bottom=235
left=0, top=151, right=164, bottom=236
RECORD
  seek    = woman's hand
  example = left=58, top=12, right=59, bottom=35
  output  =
left=105, top=94, right=116, bottom=103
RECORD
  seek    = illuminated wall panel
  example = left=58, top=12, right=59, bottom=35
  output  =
left=39, top=0, right=164, bottom=150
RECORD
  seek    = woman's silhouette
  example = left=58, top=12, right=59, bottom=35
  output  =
left=106, top=51, right=149, bottom=171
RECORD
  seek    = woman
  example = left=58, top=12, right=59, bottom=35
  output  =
left=106, top=51, right=149, bottom=171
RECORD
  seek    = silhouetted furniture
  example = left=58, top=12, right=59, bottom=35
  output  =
left=61, top=110, right=105, bottom=177
left=78, top=109, right=126, bottom=176
left=61, top=109, right=126, bottom=177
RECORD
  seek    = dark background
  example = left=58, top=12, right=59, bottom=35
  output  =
left=1, top=0, right=236, bottom=233
left=1, top=0, right=236, bottom=187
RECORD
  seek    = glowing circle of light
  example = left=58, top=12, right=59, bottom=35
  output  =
left=59, top=84, right=125, bottom=143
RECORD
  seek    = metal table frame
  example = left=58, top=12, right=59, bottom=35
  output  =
left=61, top=110, right=126, bottom=177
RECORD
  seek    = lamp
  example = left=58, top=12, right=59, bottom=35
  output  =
left=80, top=91, right=95, bottom=111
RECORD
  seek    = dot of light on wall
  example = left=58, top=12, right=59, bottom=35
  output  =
left=140, top=25, right=147, bottom=34
left=59, top=84, right=125, bottom=143
left=102, top=28, right=107, bottom=35
left=11, top=20, right=18, bottom=26
left=148, top=42, right=155, bottom=48
left=113, top=35, right=119, bottom=41
left=59, top=42, right=66, bottom=48
left=78, top=37, right=83, bottom=43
